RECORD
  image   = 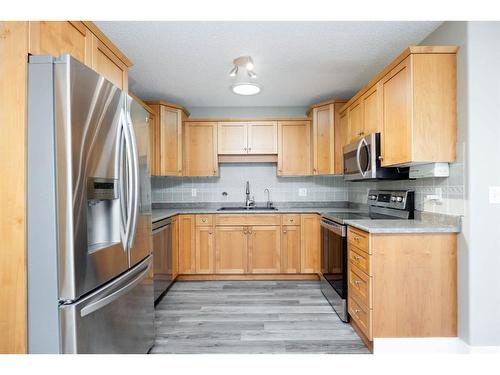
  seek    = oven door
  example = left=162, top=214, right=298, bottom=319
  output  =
left=320, top=218, right=348, bottom=322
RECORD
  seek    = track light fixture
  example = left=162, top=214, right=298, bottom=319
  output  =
left=229, top=56, right=260, bottom=95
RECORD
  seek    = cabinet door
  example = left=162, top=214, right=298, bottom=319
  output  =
left=277, top=121, right=312, bottom=176
left=215, top=227, right=248, bottom=274
left=218, top=122, right=247, bottom=154
left=148, top=112, right=160, bottom=176
left=178, top=215, right=195, bottom=274
left=380, top=57, right=412, bottom=166
left=90, top=33, right=128, bottom=90
left=281, top=226, right=301, bottom=274
left=160, top=106, right=183, bottom=175
left=300, top=214, right=320, bottom=273
left=248, top=226, right=281, bottom=274
left=195, top=226, right=214, bottom=274
left=247, top=121, right=278, bottom=154
left=362, top=85, right=381, bottom=136
left=348, top=99, right=363, bottom=142
left=172, top=217, right=179, bottom=279
left=312, top=105, right=334, bottom=175
left=28, top=21, right=90, bottom=66
left=335, top=109, right=348, bottom=174
left=184, top=122, right=218, bottom=176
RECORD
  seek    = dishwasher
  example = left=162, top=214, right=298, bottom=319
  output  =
left=152, top=217, right=173, bottom=303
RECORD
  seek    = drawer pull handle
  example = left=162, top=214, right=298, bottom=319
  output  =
left=353, top=255, right=360, bottom=261
left=202, top=218, right=207, bottom=222
left=354, top=309, right=361, bottom=314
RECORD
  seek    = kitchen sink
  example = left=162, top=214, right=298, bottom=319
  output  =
left=217, top=206, right=278, bottom=211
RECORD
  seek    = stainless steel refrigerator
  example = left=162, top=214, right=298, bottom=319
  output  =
left=27, top=55, right=154, bottom=353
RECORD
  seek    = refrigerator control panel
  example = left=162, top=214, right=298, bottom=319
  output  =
left=87, top=178, right=119, bottom=200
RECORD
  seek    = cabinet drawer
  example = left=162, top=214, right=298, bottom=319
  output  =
left=349, top=245, right=370, bottom=275
left=215, top=214, right=280, bottom=226
left=348, top=263, right=372, bottom=309
left=281, top=214, right=300, bottom=226
left=347, top=226, right=369, bottom=253
left=348, top=296, right=372, bottom=340
left=196, top=214, right=214, bottom=226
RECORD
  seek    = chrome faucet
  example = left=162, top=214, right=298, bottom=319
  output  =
left=264, top=188, right=273, bottom=208
left=245, top=181, right=255, bottom=208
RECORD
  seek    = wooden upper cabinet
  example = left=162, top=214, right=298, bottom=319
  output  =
left=89, top=34, right=128, bottom=90
left=218, top=122, right=248, bottom=154
left=341, top=46, right=457, bottom=167
left=28, top=21, right=132, bottom=91
left=348, top=99, right=363, bottom=143
left=248, top=226, right=281, bottom=274
left=312, top=104, right=335, bottom=175
left=184, top=121, right=218, bottom=176
left=362, top=85, right=381, bottom=136
left=380, top=57, right=412, bottom=166
left=147, top=102, right=188, bottom=176
left=215, top=226, right=248, bottom=274
left=277, top=120, right=312, bottom=176
left=28, top=21, right=90, bottom=65
left=218, top=121, right=277, bottom=155
left=247, top=121, right=278, bottom=154
left=335, top=110, right=349, bottom=174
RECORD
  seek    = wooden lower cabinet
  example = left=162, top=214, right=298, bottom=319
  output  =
left=347, top=226, right=457, bottom=343
left=300, top=214, right=320, bottom=273
left=171, top=216, right=179, bottom=279
left=248, top=226, right=281, bottom=273
left=178, top=215, right=196, bottom=274
left=215, top=226, right=248, bottom=274
left=281, top=225, right=301, bottom=273
left=195, top=226, right=214, bottom=274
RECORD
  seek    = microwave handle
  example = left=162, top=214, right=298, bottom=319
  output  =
left=356, top=138, right=366, bottom=177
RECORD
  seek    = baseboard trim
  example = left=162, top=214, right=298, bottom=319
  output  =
left=176, top=273, right=320, bottom=281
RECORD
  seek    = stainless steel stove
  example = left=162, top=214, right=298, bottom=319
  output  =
left=319, top=190, right=414, bottom=322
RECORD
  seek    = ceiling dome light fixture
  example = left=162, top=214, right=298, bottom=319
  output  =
left=231, top=83, right=261, bottom=96
left=229, top=55, right=261, bottom=95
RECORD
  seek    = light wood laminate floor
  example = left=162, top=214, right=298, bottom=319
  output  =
left=151, top=280, right=369, bottom=354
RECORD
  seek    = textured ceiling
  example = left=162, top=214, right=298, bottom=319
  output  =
left=96, top=21, right=442, bottom=107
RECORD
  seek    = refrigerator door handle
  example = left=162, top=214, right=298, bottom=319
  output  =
left=126, top=109, right=140, bottom=251
left=80, top=260, right=151, bottom=317
left=119, top=109, right=134, bottom=251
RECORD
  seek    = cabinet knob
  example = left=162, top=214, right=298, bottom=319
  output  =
left=202, top=218, right=206, bottom=222
left=283, top=229, right=287, bottom=234
left=248, top=147, right=251, bottom=151
left=378, top=156, right=384, bottom=161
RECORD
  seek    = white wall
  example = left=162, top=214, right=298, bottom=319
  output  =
left=422, top=21, right=500, bottom=346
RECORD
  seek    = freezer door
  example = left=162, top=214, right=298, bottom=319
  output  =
left=59, top=255, right=154, bottom=353
left=53, top=55, right=129, bottom=301
left=126, top=95, right=152, bottom=267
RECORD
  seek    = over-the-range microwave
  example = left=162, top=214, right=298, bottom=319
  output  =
left=343, top=133, right=409, bottom=181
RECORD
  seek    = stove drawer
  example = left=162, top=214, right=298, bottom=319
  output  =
left=348, top=226, right=369, bottom=253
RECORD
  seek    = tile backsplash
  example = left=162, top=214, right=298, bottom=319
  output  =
left=347, top=161, right=465, bottom=215
left=152, top=161, right=465, bottom=216
left=152, top=163, right=348, bottom=204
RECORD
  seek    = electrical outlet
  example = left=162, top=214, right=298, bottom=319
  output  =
left=191, top=188, right=197, bottom=197
left=298, top=188, right=307, bottom=197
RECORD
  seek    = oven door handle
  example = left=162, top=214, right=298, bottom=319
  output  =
left=320, top=220, right=346, bottom=237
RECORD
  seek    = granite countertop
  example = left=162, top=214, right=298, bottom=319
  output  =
left=151, top=203, right=461, bottom=234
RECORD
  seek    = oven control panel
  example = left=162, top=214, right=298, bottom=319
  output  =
left=367, top=190, right=414, bottom=210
